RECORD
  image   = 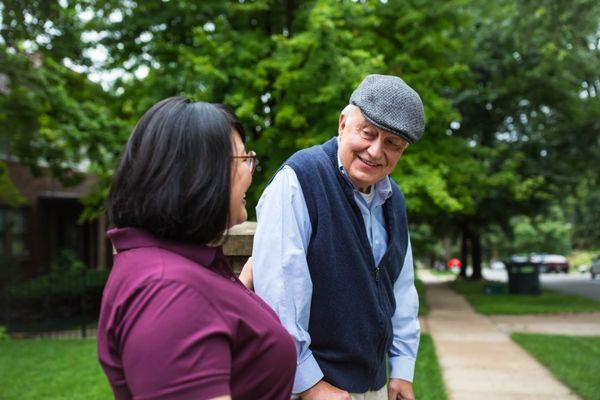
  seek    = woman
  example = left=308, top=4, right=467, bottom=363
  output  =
left=97, top=97, right=296, bottom=399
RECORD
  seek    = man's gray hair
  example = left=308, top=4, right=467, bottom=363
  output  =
left=341, top=104, right=359, bottom=116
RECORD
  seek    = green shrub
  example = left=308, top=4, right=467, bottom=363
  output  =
left=3, top=250, right=109, bottom=331
left=0, top=326, right=10, bottom=341
left=8, top=250, right=109, bottom=300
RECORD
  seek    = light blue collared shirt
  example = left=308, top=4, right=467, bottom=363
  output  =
left=253, top=142, right=420, bottom=394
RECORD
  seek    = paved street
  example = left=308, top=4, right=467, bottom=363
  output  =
left=483, top=269, right=600, bottom=301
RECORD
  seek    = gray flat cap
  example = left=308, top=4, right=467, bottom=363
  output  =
left=350, top=74, right=425, bottom=143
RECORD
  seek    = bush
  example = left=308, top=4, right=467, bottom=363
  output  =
left=8, top=250, right=108, bottom=300
left=0, top=326, right=10, bottom=341
left=2, top=250, right=109, bottom=332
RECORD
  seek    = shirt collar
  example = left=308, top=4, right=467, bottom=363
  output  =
left=335, top=137, right=393, bottom=201
left=108, top=227, right=220, bottom=267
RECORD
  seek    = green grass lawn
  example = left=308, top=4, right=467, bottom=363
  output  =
left=0, top=339, right=112, bottom=400
left=414, top=334, right=447, bottom=400
left=415, top=277, right=429, bottom=316
left=451, top=279, right=600, bottom=314
left=512, top=333, right=600, bottom=400
left=0, top=334, right=446, bottom=399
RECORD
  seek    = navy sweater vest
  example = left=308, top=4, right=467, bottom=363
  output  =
left=284, top=137, right=409, bottom=392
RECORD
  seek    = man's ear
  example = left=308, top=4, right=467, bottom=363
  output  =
left=338, top=113, right=347, bottom=136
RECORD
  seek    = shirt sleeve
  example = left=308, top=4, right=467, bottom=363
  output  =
left=118, top=280, right=232, bottom=400
left=252, top=166, right=323, bottom=394
left=389, top=235, right=421, bottom=382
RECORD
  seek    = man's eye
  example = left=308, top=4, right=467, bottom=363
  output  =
left=386, top=138, right=404, bottom=147
left=362, top=130, right=376, bottom=138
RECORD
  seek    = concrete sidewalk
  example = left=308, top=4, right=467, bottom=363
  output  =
left=420, top=270, right=580, bottom=400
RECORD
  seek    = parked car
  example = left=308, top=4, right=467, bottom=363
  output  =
left=591, top=257, right=600, bottom=280
left=529, top=253, right=570, bottom=273
left=489, top=260, right=506, bottom=270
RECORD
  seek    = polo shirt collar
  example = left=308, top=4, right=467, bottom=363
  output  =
left=108, top=227, right=220, bottom=267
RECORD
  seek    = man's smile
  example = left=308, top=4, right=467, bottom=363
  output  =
left=357, top=155, right=383, bottom=168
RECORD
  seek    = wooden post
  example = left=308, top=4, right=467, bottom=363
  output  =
left=222, top=221, right=256, bottom=275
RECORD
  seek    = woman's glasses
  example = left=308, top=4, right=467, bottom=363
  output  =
left=232, top=150, right=257, bottom=174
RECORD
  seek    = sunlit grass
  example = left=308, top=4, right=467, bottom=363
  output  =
left=0, top=334, right=446, bottom=399
left=0, top=339, right=112, bottom=399
left=451, top=279, right=600, bottom=314
left=415, top=277, right=429, bottom=316
left=414, top=334, right=447, bottom=400
left=512, top=333, right=600, bottom=400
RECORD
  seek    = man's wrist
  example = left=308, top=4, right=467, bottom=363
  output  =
left=389, top=355, right=416, bottom=382
left=299, top=380, right=322, bottom=398
left=293, top=354, right=324, bottom=394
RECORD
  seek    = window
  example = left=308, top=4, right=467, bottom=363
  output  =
left=0, top=208, right=29, bottom=259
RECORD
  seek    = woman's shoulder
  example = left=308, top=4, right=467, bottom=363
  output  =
left=117, top=245, right=226, bottom=282
left=106, top=246, right=234, bottom=306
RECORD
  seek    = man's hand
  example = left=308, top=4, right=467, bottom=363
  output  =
left=239, top=257, right=253, bottom=290
left=300, top=380, right=351, bottom=400
left=388, top=378, right=414, bottom=400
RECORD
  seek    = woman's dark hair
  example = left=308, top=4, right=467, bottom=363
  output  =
left=107, top=97, right=245, bottom=244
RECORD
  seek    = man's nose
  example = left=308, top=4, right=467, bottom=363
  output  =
left=367, top=136, right=384, bottom=159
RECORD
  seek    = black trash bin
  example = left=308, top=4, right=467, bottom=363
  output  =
left=508, top=256, right=540, bottom=295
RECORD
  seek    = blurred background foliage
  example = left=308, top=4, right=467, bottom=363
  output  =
left=0, top=0, right=599, bottom=277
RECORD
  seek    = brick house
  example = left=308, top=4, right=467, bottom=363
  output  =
left=0, top=159, right=110, bottom=278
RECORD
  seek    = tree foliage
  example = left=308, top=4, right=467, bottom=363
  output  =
left=0, top=161, right=24, bottom=206
left=447, top=0, right=600, bottom=277
left=1, top=0, right=598, bottom=270
left=79, top=0, right=471, bottom=212
left=0, top=0, right=128, bottom=191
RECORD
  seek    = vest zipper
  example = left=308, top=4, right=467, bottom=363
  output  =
left=369, top=263, right=388, bottom=388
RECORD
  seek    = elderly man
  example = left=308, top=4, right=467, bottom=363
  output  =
left=253, top=74, right=424, bottom=400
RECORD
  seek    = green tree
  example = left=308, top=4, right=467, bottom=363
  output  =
left=450, top=0, right=600, bottom=278
left=88, top=0, right=472, bottom=217
left=0, top=1, right=128, bottom=218
left=0, top=51, right=127, bottom=185
left=0, top=161, right=24, bottom=206
left=3, top=0, right=597, bottom=273
left=571, top=178, right=600, bottom=249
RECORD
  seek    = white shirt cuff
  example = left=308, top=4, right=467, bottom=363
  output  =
left=292, top=353, right=324, bottom=394
left=389, top=355, right=416, bottom=382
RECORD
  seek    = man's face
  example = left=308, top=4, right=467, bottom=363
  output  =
left=338, top=107, right=409, bottom=192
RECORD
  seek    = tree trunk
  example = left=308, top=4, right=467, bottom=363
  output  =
left=470, top=228, right=483, bottom=280
left=264, top=5, right=272, bottom=36
left=442, top=237, right=451, bottom=263
left=460, top=225, right=469, bottom=279
left=283, top=0, right=294, bottom=36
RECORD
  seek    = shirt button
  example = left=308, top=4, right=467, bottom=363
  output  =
left=230, top=277, right=236, bottom=282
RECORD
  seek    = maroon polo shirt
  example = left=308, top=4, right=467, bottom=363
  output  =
left=97, top=227, right=296, bottom=400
